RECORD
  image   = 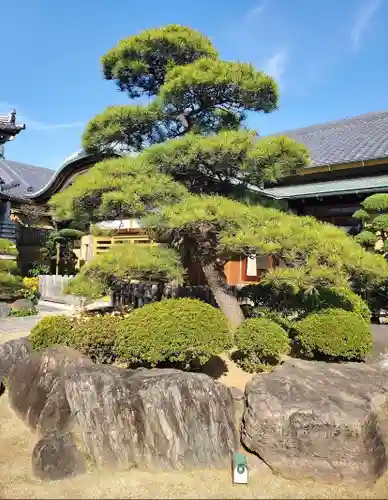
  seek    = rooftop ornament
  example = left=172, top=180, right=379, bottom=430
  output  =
left=0, top=109, right=26, bottom=145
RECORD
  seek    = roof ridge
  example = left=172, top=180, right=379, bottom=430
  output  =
left=271, top=109, right=388, bottom=137
left=6, top=158, right=54, bottom=173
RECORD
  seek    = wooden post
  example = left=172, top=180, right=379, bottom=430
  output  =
left=55, top=242, right=60, bottom=276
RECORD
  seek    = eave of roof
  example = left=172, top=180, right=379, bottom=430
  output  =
left=262, top=174, right=388, bottom=199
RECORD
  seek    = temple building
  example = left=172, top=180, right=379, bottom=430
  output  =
left=1, top=109, right=388, bottom=283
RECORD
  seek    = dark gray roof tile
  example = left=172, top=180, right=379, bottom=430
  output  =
left=271, top=110, right=388, bottom=167
left=0, top=159, right=54, bottom=200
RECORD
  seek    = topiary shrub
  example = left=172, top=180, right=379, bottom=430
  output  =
left=311, top=287, right=371, bottom=323
left=30, top=315, right=74, bottom=351
left=294, top=308, right=372, bottom=361
left=71, top=315, right=121, bottom=364
left=234, top=317, right=291, bottom=373
left=114, top=298, right=232, bottom=368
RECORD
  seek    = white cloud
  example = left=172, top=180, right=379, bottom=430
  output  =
left=263, top=50, right=287, bottom=80
left=244, top=1, right=266, bottom=21
left=350, top=0, right=381, bottom=50
left=0, top=102, right=84, bottom=131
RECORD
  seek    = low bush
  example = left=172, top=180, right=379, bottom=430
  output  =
left=238, top=283, right=371, bottom=324
left=294, top=308, right=372, bottom=361
left=234, top=317, right=291, bottom=372
left=114, top=298, right=232, bottom=367
left=9, top=307, right=37, bottom=317
left=30, top=315, right=74, bottom=351
left=71, top=315, right=121, bottom=364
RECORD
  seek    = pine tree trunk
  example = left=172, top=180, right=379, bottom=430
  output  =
left=201, top=262, right=245, bottom=329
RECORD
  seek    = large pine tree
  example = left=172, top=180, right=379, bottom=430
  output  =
left=50, top=25, right=388, bottom=327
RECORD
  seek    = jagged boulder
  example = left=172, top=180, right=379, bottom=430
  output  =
left=32, top=431, right=86, bottom=481
left=7, top=346, right=93, bottom=434
left=64, top=365, right=237, bottom=470
left=0, top=336, right=32, bottom=378
left=242, top=358, right=388, bottom=485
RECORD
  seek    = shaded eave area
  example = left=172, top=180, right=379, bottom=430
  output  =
left=262, top=172, right=388, bottom=200
left=25, top=150, right=111, bottom=203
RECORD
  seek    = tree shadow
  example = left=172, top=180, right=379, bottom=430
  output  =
left=127, top=356, right=229, bottom=379
left=192, top=356, right=229, bottom=379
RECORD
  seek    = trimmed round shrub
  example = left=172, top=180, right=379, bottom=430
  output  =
left=71, top=315, right=121, bottom=364
left=294, top=308, right=372, bottom=361
left=114, top=298, right=232, bottom=367
left=235, top=317, right=291, bottom=373
left=30, top=315, right=74, bottom=351
left=315, top=287, right=371, bottom=323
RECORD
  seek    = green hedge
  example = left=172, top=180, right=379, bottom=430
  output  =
left=235, top=317, right=290, bottom=372
left=71, top=315, right=121, bottom=364
left=114, top=298, right=232, bottom=367
left=30, top=315, right=74, bottom=351
left=294, top=308, right=372, bottom=361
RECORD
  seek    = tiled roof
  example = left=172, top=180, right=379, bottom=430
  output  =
left=0, top=158, right=54, bottom=200
left=262, top=174, right=388, bottom=199
left=272, top=110, right=388, bottom=167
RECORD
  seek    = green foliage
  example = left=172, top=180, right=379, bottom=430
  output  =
left=83, top=102, right=168, bottom=154
left=71, top=315, right=121, bottom=363
left=294, top=308, right=372, bottom=361
left=57, top=228, right=85, bottom=239
left=101, top=24, right=218, bottom=98
left=234, top=317, right=290, bottom=372
left=50, top=24, right=388, bottom=328
left=0, top=238, right=17, bottom=257
left=30, top=315, right=74, bottom=351
left=114, top=298, right=232, bottom=367
left=50, top=157, right=188, bottom=223
left=149, top=195, right=388, bottom=290
left=239, top=282, right=370, bottom=323
left=65, top=275, right=106, bottom=300
left=0, top=238, right=22, bottom=301
left=353, top=194, right=388, bottom=256
left=9, top=307, right=37, bottom=317
left=159, top=58, right=278, bottom=129
left=67, top=244, right=184, bottom=299
left=361, top=194, right=388, bottom=213
left=143, top=129, right=309, bottom=193
left=28, top=262, right=51, bottom=277
left=355, top=230, right=376, bottom=248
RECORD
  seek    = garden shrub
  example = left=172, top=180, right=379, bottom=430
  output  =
left=114, top=298, right=232, bottom=367
left=30, top=315, right=74, bottom=351
left=309, top=287, right=371, bottom=323
left=234, top=317, right=290, bottom=373
left=71, top=315, right=121, bottom=364
left=294, top=308, right=372, bottom=361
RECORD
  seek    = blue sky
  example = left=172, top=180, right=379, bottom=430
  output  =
left=1, top=0, right=387, bottom=170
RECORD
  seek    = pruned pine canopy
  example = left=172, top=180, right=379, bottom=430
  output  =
left=51, top=24, right=388, bottom=313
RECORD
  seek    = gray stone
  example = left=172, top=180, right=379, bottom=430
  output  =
left=229, top=386, right=244, bottom=401
left=0, top=301, right=11, bottom=318
left=32, top=431, right=86, bottom=481
left=241, top=358, right=388, bottom=485
left=65, top=365, right=237, bottom=470
left=11, top=298, right=34, bottom=311
left=0, top=336, right=32, bottom=378
left=8, top=346, right=93, bottom=435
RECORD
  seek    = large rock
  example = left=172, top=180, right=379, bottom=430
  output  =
left=11, top=298, right=34, bottom=311
left=32, top=431, right=86, bottom=481
left=0, top=301, right=11, bottom=318
left=0, top=337, right=32, bottom=378
left=241, top=358, right=388, bottom=484
left=65, top=365, right=237, bottom=470
left=8, top=346, right=93, bottom=434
